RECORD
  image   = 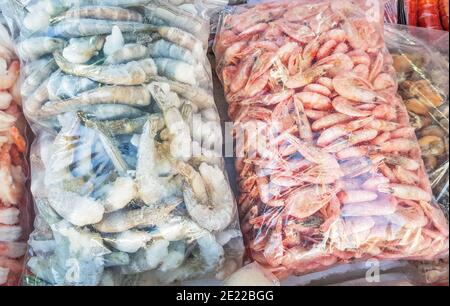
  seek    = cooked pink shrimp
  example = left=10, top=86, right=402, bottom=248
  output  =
left=378, top=184, right=432, bottom=202
left=230, top=55, right=256, bottom=93
left=333, top=73, right=383, bottom=103
left=304, top=109, right=328, bottom=120
left=317, top=116, right=373, bottom=147
left=373, top=73, right=396, bottom=91
left=362, top=175, right=390, bottom=191
left=303, top=83, right=332, bottom=97
left=311, top=113, right=351, bottom=131
left=390, top=127, right=416, bottom=139
left=296, top=92, right=332, bottom=111
left=352, top=64, right=369, bottom=80
left=347, top=49, right=371, bottom=66
left=348, top=128, right=379, bottom=145
left=372, top=104, right=397, bottom=120
left=393, top=166, right=419, bottom=185
left=336, top=145, right=370, bottom=160
left=371, top=131, right=391, bottom=145
left=333, top=42, right=350, bottom=54
left=332, top=97, right=372, bottom=117
left=377, top=138, right=418, bottom=153
left=338, top=190, right=378, bottom=204
left=222, top=41, right=248, bottom=66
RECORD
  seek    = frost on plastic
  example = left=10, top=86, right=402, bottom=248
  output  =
left=214, top=0, right=449, bottom=279
left=0, top=19, right=30, bottom=286
left=1, top=0, right=243, bottom=286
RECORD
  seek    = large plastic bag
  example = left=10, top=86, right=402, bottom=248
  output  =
left=0, top=20, right=31, bottom=286
left=385, top=24, right=449, bottom=286
left=1, top=0, right=243, bottom=286
left=214, top=0, right=449, bottom=279
left=385, top=24, right=449, bottom=217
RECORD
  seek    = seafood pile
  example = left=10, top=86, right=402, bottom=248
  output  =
left=2, top=0, right=243, bottom=286
left=215, top=0, right=449, bottom=278
left=0, top=22, right=29, bottom=286
left=385, top=24, right=449, bottom=217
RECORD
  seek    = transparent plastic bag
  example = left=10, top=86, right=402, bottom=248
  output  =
left=385, top=24, right=449, bottom=218
left=1, top=0, right=243, bottom=286
left=0, top=20, right=31, bottom=286
left=214, top=0, right=449, bottom=280
left=385, top=24, right=449, bottom=286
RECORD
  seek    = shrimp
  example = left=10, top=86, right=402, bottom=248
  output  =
left=338, top=190, right=378, bottom=204
left=49, top=19, right=154, bottom=38
left=149, top=39, right=197, bottom=65
left=54, top=51, right=157, bottom=86
left=63, top=36, right=105, bottom=64
left=46, top=188, right=104, bottom=227
left=317, top=116, right=374, bottom=147
left=0, top=145, right=21, bottom=206
left=0, top=242, right=27, bottom=259
left=148, top=82, right=192, bottom=161
left=136, top=117, right=181, bottom=205
left=57, top=5, right=144, bottom=22
left=105, top=44, right=149, bottom=65
left=312, top=113, right=352, bottom=132
left=378, top=184, right=432, bottom=202
left=154, top=58, right=198, bottom=86
left=0, top=61, right=19, bottom=91
left=296, top=92, right=332, bottom=111
left=285, top=185, right=339, bottom=219
left=41, top=85, right=151, bottom=116
left=17, top=37, right=65, bottom=61
left=341, top=198, right=397, bottom=217
left=377, top=138, right=418, bottom=153
left=285, top=63, right=334, bottom=89
left=333, top=73, right=381, bottom=103
left=156, top=26, right=203, bottom=58
left=93, top=198, right=181, bottom=233
left=175, top=161, right=236, bottom=232
left=332, top=97, right=372, bottom=117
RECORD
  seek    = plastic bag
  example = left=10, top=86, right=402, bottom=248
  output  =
left=214, top=0, right=449, bottom=279
left=385, top=24, right=449, bottom=286
left=385, top=0, right=399, bottom=24
left=385, top=24, right=449, bottom=218
left=0, top=20, right=31, bottom=286
left=1, top=0, right=243, bottom=286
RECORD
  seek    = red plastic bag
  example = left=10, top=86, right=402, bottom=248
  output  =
left=418, top=0, right=443, bottom=29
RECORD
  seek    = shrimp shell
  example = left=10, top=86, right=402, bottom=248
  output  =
left=17, top=37, right=65, bottom=61
left=54, top=51, right=157, bottom=85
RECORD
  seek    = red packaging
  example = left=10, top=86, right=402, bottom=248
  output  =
left=418, top=0, right=444, bottom=29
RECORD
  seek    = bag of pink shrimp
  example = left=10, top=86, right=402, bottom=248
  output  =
left=0, top=20, right=31, bottom=286
left=214, top=0, right=449, bottom=279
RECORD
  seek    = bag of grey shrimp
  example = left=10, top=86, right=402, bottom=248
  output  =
left=213, top=0, right=449, bottom=281
left=0, top=0, right=244, bottom=286
left=0, top=16, right=33, bottom=287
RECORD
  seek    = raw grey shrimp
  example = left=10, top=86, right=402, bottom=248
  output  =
left=17, top=37, right=65, bottom=61
left=46, top=70, right=98, bottom=100
left=149, top=39, right=197, bottom=65
left=175, top=161, right=235, bottom=232
left=154, top=58, right=198, bottom=86
left=56, top=5, right=144, bottom=22
left=41, top=85, right=151, bottom=116
left=148, top=82, right=192, bottom=161
left=49, top=18, right=154, bottom=38
left=136, top=117, right=181, bottom=205
left=21, top=58, right=58, bottom=98
left=62, top=36, right=105, bottom=64
left=54, top=51, right=157, bottom=86
left=93, top=198, right=181, bottom=234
